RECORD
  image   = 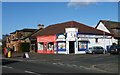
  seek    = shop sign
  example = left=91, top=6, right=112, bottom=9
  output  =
left=56, top=34, right=66, bottom=41
left=78, top=34, right=112, bottom=39
left=57, top=35, right=65, bottom=39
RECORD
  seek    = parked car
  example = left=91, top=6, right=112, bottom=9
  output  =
left=109, top=44, right=120, bottom=54
left=85, top=46, right=105, bottom=54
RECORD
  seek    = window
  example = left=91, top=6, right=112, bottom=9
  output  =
left=20, top=33, right=24, bottom=38
left=7, top=38, right=10, bottom=43
left=78, top=42, right=87, bottom=49
left=58, top=42, right=66, bottom=50
left=95, top=38, right=98, bottom=43
left=116, top=29, right=120, bottom=35
left=31, top=44, right=35, bottom=50
left=38, top=42, right=43, bottom=50
left=12, top=35, right=14, bottom=39
left=48, top=42, right=54, bottom=50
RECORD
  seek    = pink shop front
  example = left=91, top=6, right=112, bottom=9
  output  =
left=37, top=35, right=56, bottom=54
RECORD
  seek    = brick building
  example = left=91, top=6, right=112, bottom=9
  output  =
left=6, top=28, right=37, bottom=52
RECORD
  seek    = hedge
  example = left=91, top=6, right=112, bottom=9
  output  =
left=20, top=42, right=30, bottom=52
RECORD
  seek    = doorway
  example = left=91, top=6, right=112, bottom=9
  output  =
left=69, top=41, right=75, bottom=53
left=12, top=46, right=15, bottom=52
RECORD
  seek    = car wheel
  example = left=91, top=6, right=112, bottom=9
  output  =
left=92, top=51, right=95, bottom=54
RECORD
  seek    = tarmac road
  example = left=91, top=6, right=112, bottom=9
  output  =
left=1, top=53, right=119, bottom=75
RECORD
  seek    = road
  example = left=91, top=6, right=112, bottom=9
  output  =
left=1, top=53, right=119, bottom=75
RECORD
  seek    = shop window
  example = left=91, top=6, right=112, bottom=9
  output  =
left=78, top=42, right=87, bottom=50
left=38, top=42, right=43, bottom=50
left=58, top=42, right=66, bottom=50
left=31, top=44, right=35, bottom=50
left=48, top=42, right=54, bottom=50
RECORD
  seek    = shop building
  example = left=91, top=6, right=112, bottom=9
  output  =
left=36, top=21, right=113, bottom=54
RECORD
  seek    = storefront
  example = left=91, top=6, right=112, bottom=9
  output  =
left=56, top=28, right=87, bottom=54
left=36, top=21, right=113, bottom=54
left=56, top=34, right=66, bottom=54
left=37, top=35, right=56, bottom=54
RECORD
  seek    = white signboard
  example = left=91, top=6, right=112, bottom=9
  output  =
left=78, top=34, right=112, bottom=39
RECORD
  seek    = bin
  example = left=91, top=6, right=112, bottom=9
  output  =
left=7, top=51, right=11, bottom=58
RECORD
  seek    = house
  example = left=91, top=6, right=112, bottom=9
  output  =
left=95, top=20, right=120, bottom=45
left=6, top=28, right=37, bottom=52
left=36, top=21, right=113, bottom=54
left=24, top=24, right=44, bottom=52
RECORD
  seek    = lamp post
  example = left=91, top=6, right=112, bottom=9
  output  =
left=103, top=31, right=106, bottom=54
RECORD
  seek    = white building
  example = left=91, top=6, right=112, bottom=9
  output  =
left=56, top=27, right=113, bottom=54
left=95, top=20, right=120, bottom=45
left=36, top=21, right=115, bottom=54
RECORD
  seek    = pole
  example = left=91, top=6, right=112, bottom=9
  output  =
left=103, top=31, right=106, bottom=54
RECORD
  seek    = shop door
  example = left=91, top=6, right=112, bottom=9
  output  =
left=12, top=46, right=15, bottom=52
left=69, top=41, right=75, bottom=53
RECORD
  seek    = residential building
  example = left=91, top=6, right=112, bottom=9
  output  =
left=6, top=28, right=37, bottom=52
left=24, top=24, right=44, bottom=52
left=95, top=20, right=120, bottom=45
left=36, top=21, right=113, bottom=54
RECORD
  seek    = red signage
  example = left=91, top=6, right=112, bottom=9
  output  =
left=37, top=35, right=56, bottom=42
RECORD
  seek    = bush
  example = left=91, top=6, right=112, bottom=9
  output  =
left=20, top=42, right=30, bottom=52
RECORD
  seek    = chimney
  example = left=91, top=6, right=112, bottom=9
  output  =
left=38, top=24, right=44, bottom=29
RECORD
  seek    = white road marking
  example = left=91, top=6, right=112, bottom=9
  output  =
left=72, top=65, right=77, bottom=67
left=79, top=66, right=85, bottom=68
left=79, top=66, right=91, bottom=70
left=2, top=66, right=13, bottom=69
left=66, top=64, right=72, bottom=67
left=25, top=70, right=41, bottom=75
left=91, top=65, right=111, bottom=73
left=52, top=63, right=57, bottom=65
left=25, top=70, right=35, bottom=73
left=58, top=62, right=64, bottom=66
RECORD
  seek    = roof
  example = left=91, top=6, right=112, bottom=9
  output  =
left=34, top=21, right=112, bottom=36
left=96, top=20, right=120, bottom=38
left=10, top=28, right=37, bottom=34
left=22, top=28, right=43, bottom=40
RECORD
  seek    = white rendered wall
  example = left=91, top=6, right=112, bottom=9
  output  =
left=96, top=22, right=118, bottom=44
left=96, top=22, right=110, bottom=33
left=88, top=38, right=117, bottom=50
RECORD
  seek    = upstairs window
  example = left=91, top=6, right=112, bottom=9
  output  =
left=12, top=35, right=14, bottom=39
left=95, top=38, right=98, bottom=43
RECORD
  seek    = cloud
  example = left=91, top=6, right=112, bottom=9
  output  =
left=68, top=0, right=119, bottom=7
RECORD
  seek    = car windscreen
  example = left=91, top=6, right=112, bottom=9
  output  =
left=93, top=47, right=103, bottom=49
left=109, top=45, right=117, bottom=49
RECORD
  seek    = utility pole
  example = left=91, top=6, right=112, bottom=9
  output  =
left=103, top=31, right=106, bottom=54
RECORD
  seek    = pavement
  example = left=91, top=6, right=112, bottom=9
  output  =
left=2, top=52, right=119, bottom=73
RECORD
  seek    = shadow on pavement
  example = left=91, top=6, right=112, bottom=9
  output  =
left=2, top=59, right=20, bottom=65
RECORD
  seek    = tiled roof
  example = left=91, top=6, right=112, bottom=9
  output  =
left=96, top=20, right=120, bottom=38
left=10, top=28, right=37, bottom=34
left=23, top=28, right=43, bottom=40
left=34, top=21, right=112, bottom=36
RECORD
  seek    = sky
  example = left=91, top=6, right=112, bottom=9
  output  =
left=0, top=2, right=2, bottom=39
left=2, top=2, right=118, bottom=38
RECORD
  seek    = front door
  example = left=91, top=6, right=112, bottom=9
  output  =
left=69, top=41, right=75, bottom=53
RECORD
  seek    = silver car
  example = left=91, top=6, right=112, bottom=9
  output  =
left=86, top=46, right=105, bottom=54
